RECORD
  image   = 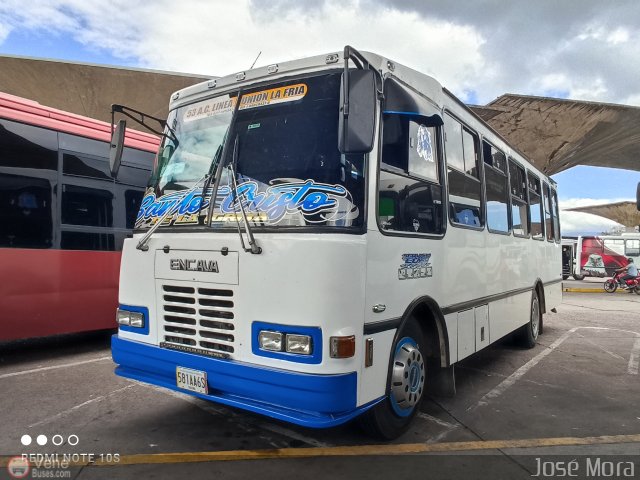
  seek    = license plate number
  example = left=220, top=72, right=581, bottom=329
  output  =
left=176, top=367, right=208, bottom=394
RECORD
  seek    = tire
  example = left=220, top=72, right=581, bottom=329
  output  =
left=562, top=274, right=569, bottom=280
left=358, top=320, right=426, bottom=440
left=604, top=280, right=617, bottom=293
left=516, top=290, right=540, bottom=349
left=573, top=274, right=585, bottom=281
left=635, top=287, right=640, bottom=296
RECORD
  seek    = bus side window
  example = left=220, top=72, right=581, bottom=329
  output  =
left=483, top=141, right=509, bottom=234
left=551, top=187, right=560, bottom=242
left=543, top=182, right=554, bottom=242
left=0, top=119, right=57, bottom=248
left=379, top=114, right=444, bottom=235
left=528, top=172, right=544, bottom=240
left=444, top=114, right=482, bottom=228
left=508, top=158, right=529, bottom=237
left=626, top=239, right=640, bottom=256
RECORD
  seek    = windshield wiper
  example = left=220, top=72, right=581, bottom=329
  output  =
left=196, top=143, right=223, bottom=221
left=206, top=90, right=243, bottom=227
left=228, top=135, right=261, bottom=254
left=136, top=173, right=208, bottom=251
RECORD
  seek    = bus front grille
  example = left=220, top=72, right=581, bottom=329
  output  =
left=159, top=283, right=235, bottom=358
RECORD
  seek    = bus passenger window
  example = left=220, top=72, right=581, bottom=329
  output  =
left=551, top=188, right=561, bottom=242
left=0, top=174, right=53, bottom=248
left=379, top=113, right=444, bottom=235
left=445, top=114, right=482, bottom=228
left=543, top=183, right=554, bottom=242
left=483, top=141, right=509, bottom=233
left=509, top=158, right=529, bottom=237
left=626, top=239, right=640, bottom=256
left=528, top=172, right=544, bottom=240
left=61, top=184, right=114, bottom=228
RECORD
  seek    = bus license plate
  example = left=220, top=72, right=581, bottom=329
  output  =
left=176, top=367, right=208, bottom=394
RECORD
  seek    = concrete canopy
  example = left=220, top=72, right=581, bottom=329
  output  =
left=471, top=95, right=640, bottom=176
left=564, top=201, right=640, bottom=229
left=0, top=55, right=210, bottom=130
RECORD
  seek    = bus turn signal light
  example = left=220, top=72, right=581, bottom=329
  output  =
left=330, top=335, right=355, bottom=358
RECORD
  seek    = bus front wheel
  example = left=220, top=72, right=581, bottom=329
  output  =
left=358, top=320, right=426, bottom=440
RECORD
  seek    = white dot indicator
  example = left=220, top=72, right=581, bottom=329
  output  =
left=20, top=434, right=32, bottom=446
left=36, top=435, right=47, bottom=446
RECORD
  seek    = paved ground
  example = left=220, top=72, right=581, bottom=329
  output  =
left=1, top=291, right=639, bottom=479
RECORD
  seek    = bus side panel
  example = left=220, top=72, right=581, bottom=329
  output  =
left=544, top=281, right=562, bottom=313
left=488, top=292, right=531, bottom=344
left=358, top=329, right=395, bottom=404
left=0, top=248, right=120, bottom=341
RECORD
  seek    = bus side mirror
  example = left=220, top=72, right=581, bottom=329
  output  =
left=339, top=69, right=376, bottom=154
left=109, top=119, right=126, bottom=179
left=636, top=181, right=640, bottom=210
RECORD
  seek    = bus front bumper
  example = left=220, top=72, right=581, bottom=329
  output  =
left=111, top=335, right=379, bottom=428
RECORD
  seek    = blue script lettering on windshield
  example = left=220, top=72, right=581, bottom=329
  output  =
left=135, top=180, right=359, bottom=228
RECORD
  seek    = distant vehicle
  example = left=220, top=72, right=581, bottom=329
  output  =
left=604, top=271, right=640, bottom=294
left=561, top=237, right=582, bottom=280
left=572, top=234, right=640, bottom=279
left=0, top=92, right=159, bottom=341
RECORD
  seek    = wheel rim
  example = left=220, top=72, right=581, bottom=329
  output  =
left=531, top=297, right=540, bottom=339
left=390, top=338, right=425, bottom=417
left=604, top=281, right=616, bottom=293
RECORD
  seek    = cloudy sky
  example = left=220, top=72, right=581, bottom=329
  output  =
left=1, top=0, right=639, bottom=234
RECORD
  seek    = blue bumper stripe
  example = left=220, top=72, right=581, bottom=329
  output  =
left=111, top=336, right=380, bottom=428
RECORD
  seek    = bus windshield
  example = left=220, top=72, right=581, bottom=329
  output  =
left=137, top=72, right=366, bottom=231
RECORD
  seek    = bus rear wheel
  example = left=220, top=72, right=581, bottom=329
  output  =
left=516, top=290, right=540, bottom=349
left=358, top=320, right=426, bottom=440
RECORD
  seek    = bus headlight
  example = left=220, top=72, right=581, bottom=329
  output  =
left=286, top=334, right=312, bottom=355
left=258, top=331, right=283, bottom=351
left=117, top=309, right=145, bottom=328
left=129, top=312, right=145, bottom=328
left=117, top=309, right=131, bottom=326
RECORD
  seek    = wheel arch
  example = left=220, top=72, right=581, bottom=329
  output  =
left=533, top=278, right=546, bottom=334
left=534, top=278, right=546, bottom=313
left=391, top=295, right=450, bottom=369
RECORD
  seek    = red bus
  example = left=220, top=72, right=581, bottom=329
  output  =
left=0, top=92, right=159, bottom=341
left=575, top=234, right=640, bottom=278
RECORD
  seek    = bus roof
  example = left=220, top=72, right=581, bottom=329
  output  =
left=0, top=91, right=160, bottom=152
left=167, top=49, right=553, bottom=184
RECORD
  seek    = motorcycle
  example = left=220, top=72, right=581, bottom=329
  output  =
left=603, top=272, right=640, bottom=294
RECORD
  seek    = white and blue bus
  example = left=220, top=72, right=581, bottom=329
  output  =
left=109, top=47, right=562, bottom=439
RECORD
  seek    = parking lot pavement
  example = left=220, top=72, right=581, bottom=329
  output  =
left=1, top=291, right=639, bottom=479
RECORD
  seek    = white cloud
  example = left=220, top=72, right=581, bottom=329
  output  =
left=559, top=198, right=629, bottom=235
left=0, top=0, right=487, bottom=98
left=559, top=198, right=633, bottom=209
left=606, top=27, right=630, bottom=44
left=560, top=210, right=622, bottom=235
left=0, top=21, right=11, bottom=44
left=2, top=2, right=640, bottom=111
